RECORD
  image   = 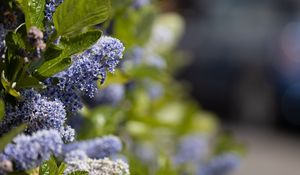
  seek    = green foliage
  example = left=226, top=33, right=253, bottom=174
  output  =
left=214, top=133, right=246, bottom=156
left=16, top=0, right=46, bottom=30
left=36, top=30, right=102, bottom=79
left=53, top=0, right=110, bottom=36
left=114, top=5, right=156, bottom=47
left=1, top=71, right=21, bottom=98
left=0, top=124, right=26, bottom=152
left=0, top=99, right=4, bottom=121
left=78, top=106, right=125, bottom=139
left=39, top=157, right=67, bottom=175
left=67, top=171, right=89, bottom=175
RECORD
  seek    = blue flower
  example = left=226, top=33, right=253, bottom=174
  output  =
left=44, top=0, right=64, bottom=39
left=63, top=136, right=122, bottom=159
left=1, top=89, right=74, bottom=142
left=43, top=36, right=125, bottom=111
left=173, top=134, right=208, bottom=165
left=198, top=153, right=240, bottom=175
left=3, top=129, right=63, bottom=170
left=0, top=24, right=7, bottom=55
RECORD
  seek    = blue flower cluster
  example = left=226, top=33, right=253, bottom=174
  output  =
left=173, top=135, right=208, bottom=165
left=1, top=89, right=74, bottom=142
left=63, top=136, right=122, bottom=159
left=44, top=0, right=64, bottom=38
left=44, top=36, right=125, bottom=112
left=198, top=153, right=241, bottom=175
left=133, top=0, right=150, bottom=9
left=3, top=129, right=63, bottom=170
left=0, top=24, right=7, bottom=55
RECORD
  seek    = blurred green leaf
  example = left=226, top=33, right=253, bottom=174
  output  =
left=57, top=163, right=67, bottom=175
left=0, top=124, right=26, bottom=152
left=114, top=6, right=155, bottom=47
left=53, top=0, right=110, bottom=36
left=67, top=171, right=89, bottom=175
left=100, top=70, right=129, bottom=88
left=0, top=99, right=4, bottom=121
left=39, top=156, right=58, bottom=175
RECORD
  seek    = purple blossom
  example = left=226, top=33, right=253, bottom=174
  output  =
left=3, top=129, right=63, bottom=170
left=198, top=153, right=241, bottom=175
left=63, top=136, right=122, bottom=159
left=1, top=89, right=74, bottom=142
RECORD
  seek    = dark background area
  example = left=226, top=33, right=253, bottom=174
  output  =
left=168, top=0, right=300, bottom=133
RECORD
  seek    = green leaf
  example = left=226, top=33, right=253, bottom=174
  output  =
left=100, top=70, right=129, bottom=88
left=39, top=162, right=50, bottom=175
left=67, top=171, right=89, bottom=175
left=36, top=30, right=102, bottom=79
left=58, top=30, right=102, bottom=56
left=39, top=156, right=58, bottom=175
left=17, top=74, right=42, bottom=88
left=57, top=163, right=67, bottom=175
left=53, top=0, right=110, bottom=36
left=0, top=124, right=26, bottom=152
left=44, top=45, right=63, bottom=61
left=1, top=71, right=21, bottom=98
left=5, top=31, right=26, bottom=51
left=0, top=99, right=4, bottom=121
left=35, top=57, right=71, bottom=79
left=16, top=0, right=46, bottom=30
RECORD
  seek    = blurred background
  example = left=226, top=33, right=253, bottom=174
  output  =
left=165, top=0, right=300, bottom=174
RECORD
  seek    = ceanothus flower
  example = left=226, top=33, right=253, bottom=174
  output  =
left=43, top=79, right=82, bottom=112
left=63, top=136, right=122, bottom=159
left=133, top=0, right=150, bottom=9
left=1, top=89, right=74, bottom=142
left=44, top=0, right=64, bottom=38
left=64, top=149, right=89, bottom=163
left=64, top=158, right=129, bottom=175
left=43, top=36, right=125, bottom=111
left=197, top=153, right=241, bottom=175
left=57, top=56, right=103, bottom=98
left=0, top=24, right=7, bottom=55
left=173, top=134, right=208, bottom=165
left=86, top=36, right=125, bottom=72
left=3, top=129, right=63, bottom=170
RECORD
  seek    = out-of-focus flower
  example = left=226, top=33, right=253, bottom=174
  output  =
left=3, top=129, right=63, bottom=170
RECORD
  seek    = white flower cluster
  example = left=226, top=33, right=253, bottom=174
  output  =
left=64, top=158, right=130, bottom=175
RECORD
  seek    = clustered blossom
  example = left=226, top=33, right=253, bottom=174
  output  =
left=0, top=24, right=7, bottom=55
left=1, top=89, right=74, bottom=142
left=64, top=158, right=130, bottom=175
left=133, top=0, right=150, bottom=9
left=44, top=0, right=64, bottom=38
left=27, top=26, right=46, bottom=56
left=173, top=134, right=208, bottom=165
left=3, top=130, right=63, bottom=171
left=43, top=78, right=83, bottom=112
left=63, top=136, right=122, bottom=159
left=198, top=153, right=241, bottom=175
left=44, top=36, right=125, bottom=112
